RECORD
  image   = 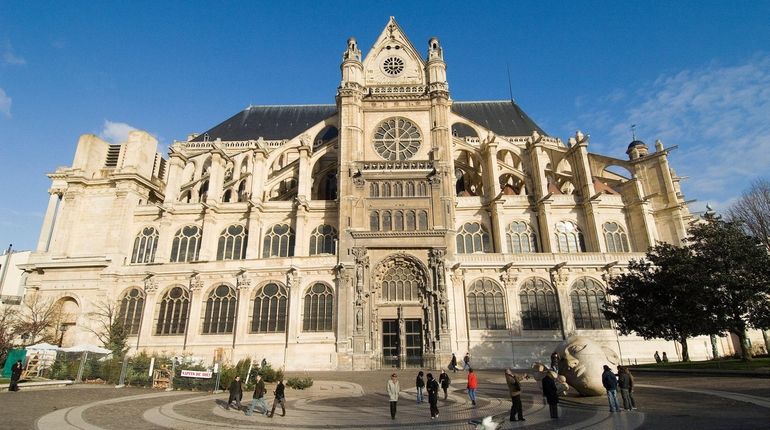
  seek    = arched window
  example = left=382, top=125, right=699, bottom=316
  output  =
left=198, top=180, right=209, bottom=202
left=382, top=211, right=392, bottom=231
left=202, top=284, right=238, bottom=334
left=506, top=221, right=537, bottom=253
left=555, top=221, right=585, bottom=252
left=370, top=183, right=379, bottom=198
left=370, top=211, right=380, bottom=231
left=467, top=278, right=506, bottom=329
left=456, top=222, right=492, bottom=253
left=405, top=182, right=415, bottom=196
left=381, top=260, right=421, bottom=302
left=155, top=286, right=190, bottom=335
left=604, top=222, right=630, bottom=252
left=570, top=278, right=611, bottom=329
left=237, top=180, right=247, bottom=202
left=418, top=210, right=428, bottom=230
left=405, top=211, right=416, bottom=231
left=519, top=278, right=561, bottom=330
left=170, top=225, right=202, bottom=262
left=217, top=225, right=248, bottom=260
left=418, top=181, right=427, bottom=196
left=117, top=288, right=145, bottom=335
left=310, top=224, right=337, bottom=255
left=394, top=211, right=404, bottom=230
left=252, top=283, right=288, bottom=333
left=262, top=223, right=295, bottom=258
left=303, top=283, right=334, bottom=332
left=131, top=227, right=158, bottom=263
left=382, top=183, right=391, bottom=197
left=394, top=182, right=403, bottom=197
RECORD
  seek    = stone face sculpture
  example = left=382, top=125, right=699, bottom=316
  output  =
left=555, top=335, right=620, bottom=396
left=530, top=363, right=569, bottom=396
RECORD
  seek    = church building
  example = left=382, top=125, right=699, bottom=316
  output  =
left=23, top=18, right=710, bottom=369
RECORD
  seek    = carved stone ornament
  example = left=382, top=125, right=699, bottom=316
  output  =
left=189, top=273, right=204, bottom=291
left=352, top=176, right=365, bottom=187
left=500, top=265, right=519, bottom=288
left=549, top=267, right=569, bottom=287
left=287, top=268, right=301, bottom=288
left=143, top=276, right=158, bottom=293
left=236, top=272, right=252, bottom=290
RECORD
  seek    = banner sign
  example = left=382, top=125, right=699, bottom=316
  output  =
left=180, top=369, right=212, bottom=378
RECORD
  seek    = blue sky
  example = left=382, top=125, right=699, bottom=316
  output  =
left=1, top=1, right=769, bottom=251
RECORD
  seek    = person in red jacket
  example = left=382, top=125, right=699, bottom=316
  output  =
left=466, top=368, right=478, bottom=406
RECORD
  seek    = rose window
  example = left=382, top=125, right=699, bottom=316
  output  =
left=382, top=56, right=405, bottom=76
left=373, top=117, right=422, bottom=161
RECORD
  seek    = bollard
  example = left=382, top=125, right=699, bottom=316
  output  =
left=116, top=355, right=130, bottom=388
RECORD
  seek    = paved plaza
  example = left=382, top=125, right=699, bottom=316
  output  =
left=2, top=370, right=769, bottom=429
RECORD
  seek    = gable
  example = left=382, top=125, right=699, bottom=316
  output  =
left=362, top=17, right=426, bottom=87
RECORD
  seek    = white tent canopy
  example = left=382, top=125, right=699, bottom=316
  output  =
left=26, top=342, right=60, bottom=351
left=59, top=344, right=112, bottom=354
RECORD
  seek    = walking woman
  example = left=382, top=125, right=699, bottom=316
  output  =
left=427, top=373, right=440, bottom=419
left=387, top=373, right=400, bottom=420
left=438, top=369, right=450, bottom=400
left=269, top=379, right=286, bottom=417
left=415, top=371, right=425, bottom=404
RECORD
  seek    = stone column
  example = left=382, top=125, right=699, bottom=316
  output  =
left=138, top=276, right=161, bottom=349
left=501, top=265, right=521, bottom=337
left=549, top=266, right=571, bottom=339
left=184, top=276, right=205, bottom=350
left=284, top=268, right=303, bottom=367
left=351, top=247, right=369, bottom=356
left=36, top=190, right=63, bottom=252
left=163, top=155, right=185, bottom=204
left=293, top=199, right=309, bottom=257
left=234, top=272, right=253, bottom=350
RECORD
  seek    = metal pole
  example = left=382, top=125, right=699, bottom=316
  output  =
left=213, top=362, right=222, bottom=394
left=116, top=354, right=130, bottom=388
left=75, top=351, right=88, bottom=383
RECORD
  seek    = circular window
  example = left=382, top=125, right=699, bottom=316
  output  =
left=373, top=118, right=422, bottom=161
left=382, top=56, right=405, bottom=76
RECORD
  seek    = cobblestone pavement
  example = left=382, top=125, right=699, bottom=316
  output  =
left=1, top=370, right=768, bottom=429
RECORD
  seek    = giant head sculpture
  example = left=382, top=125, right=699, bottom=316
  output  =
left=555, top=335, right=620, bottom=396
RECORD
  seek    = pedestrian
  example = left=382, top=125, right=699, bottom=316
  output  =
left=466, top=367, right=478, bottom=406
left=505, top=368, right=524, bottom=421
left=9, top=360, right=23, bottom=392
left=654, top=351, right=661, bottom=363
left=542, top=372, right=559, bottom=418
left=226, top=375, right=243, bottom=411
left=427, top=373, right=439, bottom=419
left=268, top=379, right=286, bottom=417
left=415, top=370, right=425, bottom=404
left=617, top=366, right=637, bottom=410
left=439, top=369, right=450, bottom=400
left=463, top=352, right=471, bottom=370
left=246, top=374, right=269, bottom=416
left=550, top=352, right=559, bottom=372
left=662, top=352, right=669, bottom=363
left=387, top=373, right=400, bottom=420
left=450, top=353, right=458, bottom=372
left=602, top=365, right=621, bottom=412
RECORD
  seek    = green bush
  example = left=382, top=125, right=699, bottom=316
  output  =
left=250, top=361, right=284, bottom=383
left=286, top=376, right=313, bottom=390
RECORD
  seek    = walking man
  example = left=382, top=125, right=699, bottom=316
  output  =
left=246, top=374, right=269, bottom=416
left=226, top=376, right=243, bottom=411
left=438, top=369, right=450, bottom=400
left=450, top=353, right=458, bottom=372
left=427, top=373, right=440, bottom=419
left=467, top=367, right=478, bottom=406
left=602, top=365, right=621, bottom=412
left=387, top=373, right=400, bottom=420
left=505, top=369, right=524, bottom=421
left=618, top=366, right=637, bottom=410
left=463, top=352, right=471, bottom=370
left=269, top=379, right=286, bottom=417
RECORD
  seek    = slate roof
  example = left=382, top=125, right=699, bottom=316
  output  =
left=450, top=100, right=547, bottom=137
left=192, top=100, right=546, bottom=141
left=191, top=105, right=337, bottom=142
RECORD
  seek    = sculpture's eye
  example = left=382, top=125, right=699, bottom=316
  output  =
left=569, top=344, right=587, bottom=354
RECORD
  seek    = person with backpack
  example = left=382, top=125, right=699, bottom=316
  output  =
left=438, top=369, right=451, bottom=400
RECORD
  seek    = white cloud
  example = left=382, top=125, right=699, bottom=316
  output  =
left=569, top=53, right=770, bottom=210
left=2, top=41, right=26, bottom=65
left=0, top=88, right=11, bottom=117
left=100, top=120, right=138, bottom=143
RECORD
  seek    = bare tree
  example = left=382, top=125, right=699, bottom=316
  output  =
left=15, top=293, right=62, bottom=346
left=0, top=304, right=20, bottom=364
left=728, top=178, right=770, bottom=251
left=85, top=299, right=128, bottom=356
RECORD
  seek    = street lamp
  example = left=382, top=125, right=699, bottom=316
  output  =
left=58, top=324, right=68, bottom=347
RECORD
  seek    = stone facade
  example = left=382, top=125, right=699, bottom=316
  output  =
left=23, top=17, right=757, bottom=369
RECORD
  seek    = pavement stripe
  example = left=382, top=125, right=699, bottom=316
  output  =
left=636, top=384, right=770, bottom=409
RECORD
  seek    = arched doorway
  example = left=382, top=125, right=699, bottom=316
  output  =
left=54, top=296, right=79, bottom=347
left=373, top=254, right=435, bottom=368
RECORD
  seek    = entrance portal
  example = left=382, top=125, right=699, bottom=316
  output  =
left=382, top=318, right=423, bottom=368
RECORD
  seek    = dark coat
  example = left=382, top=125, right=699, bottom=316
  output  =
left=274, top=381, right=285, bottom=400
left=427, top=378, right=439, bottom=403
left=450, top=355, right=457, bottom=366
left=415, top=374, right=425, bottom=388
left=11, top=361, right=23, bottom=381
left=253, top=379, right=266, bottom=398
left=602, top=370, right=618, bottom=390
left=439, top=372, right=450, bottom=389
left=228, top=379, right=243, bottom=396
left=542, top=375, right=559, bottom=405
